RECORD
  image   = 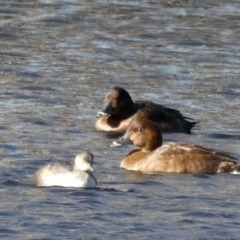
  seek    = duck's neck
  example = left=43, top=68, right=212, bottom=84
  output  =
left=142, top=129, right=163, bottom=151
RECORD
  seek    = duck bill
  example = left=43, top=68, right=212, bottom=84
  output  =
left=89, top=166, right=93, bottom=172
left=110, top=131, right=133, bottom=147
left=96, top=102, right=115, bottom=117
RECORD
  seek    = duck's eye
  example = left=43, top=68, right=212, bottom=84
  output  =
left=137, top=128, right=142, bottom=132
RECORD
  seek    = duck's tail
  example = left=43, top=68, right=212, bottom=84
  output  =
left=218, top=161, right=240, bottom=174
left=230, top=165, right=240, bottom=174
left=184, top=119, right=199, bottom=134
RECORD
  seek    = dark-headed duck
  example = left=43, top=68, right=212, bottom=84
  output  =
left=112, top=119, right=240, bottom=174
left=33, top=151, right=97, bottom=188
left=95, top=86, right=197, bottom=134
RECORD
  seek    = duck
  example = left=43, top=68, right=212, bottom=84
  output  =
left=111, top=119, right=240, bottom=174
left=95, top=86, right=197, bottom=134
left=33, top=151, right=97, bottom=188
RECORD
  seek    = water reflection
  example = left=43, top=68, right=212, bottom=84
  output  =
left=0, top=0, right=240, bottom=239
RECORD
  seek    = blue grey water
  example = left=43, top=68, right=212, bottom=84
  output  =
left=0, top=0, right=240, bottom=239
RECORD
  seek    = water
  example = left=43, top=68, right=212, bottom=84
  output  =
left=0, top=0, right=240, bottom=239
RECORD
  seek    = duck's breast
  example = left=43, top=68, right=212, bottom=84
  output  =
left=95, top=115, right=132, bottom=132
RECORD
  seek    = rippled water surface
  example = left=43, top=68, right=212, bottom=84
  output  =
left=0, top=0, right=240, bottom=239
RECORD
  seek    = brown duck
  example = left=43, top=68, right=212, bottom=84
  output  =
left=95, top=86, right=197, bottom=134
left=112, top=119, right=240, bottom=174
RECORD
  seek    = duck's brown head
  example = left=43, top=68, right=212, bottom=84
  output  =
left=97, top=86, right=135, bottom=117
left=111, top=119, right=163, bottom=151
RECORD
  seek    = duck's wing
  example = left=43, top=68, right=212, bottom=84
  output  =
left=156, top=142, right=238, bottom=163
left=134, top=101, right=198, bottom=134
left=140, top=142, right=238, bottom=174
left=134, top=101, right=185, bottom=120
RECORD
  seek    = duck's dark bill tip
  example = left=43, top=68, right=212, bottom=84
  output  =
left=96, top=111, right=108, bottom=117
left=110, top=141, right=123, bottom=147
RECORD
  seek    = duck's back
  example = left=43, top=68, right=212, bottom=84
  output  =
left=48, top=160, right=74, bottom=173
left=121, top=142, right=239, bottom=174
left=134, top=101, right=197, bottom=134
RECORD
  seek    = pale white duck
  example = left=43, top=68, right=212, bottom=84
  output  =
left=33, top=151, right=97, bottom=188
